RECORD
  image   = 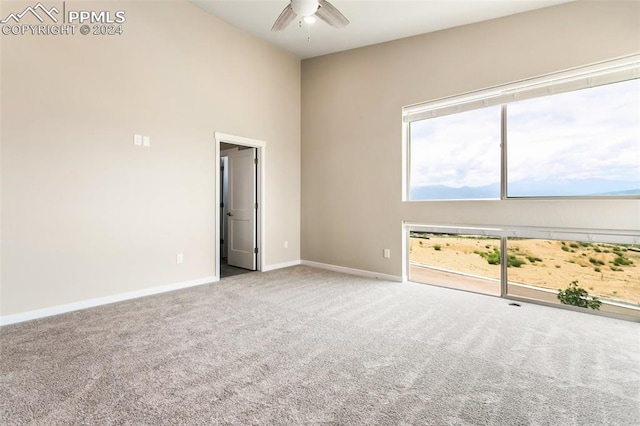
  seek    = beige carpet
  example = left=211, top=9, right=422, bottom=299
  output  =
left=1, top=266, right=639, bottom=425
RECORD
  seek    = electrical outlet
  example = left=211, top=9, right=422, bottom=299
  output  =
left=176, top=253, right=184, bottom=264
left=383, top=249, right=391, bottom=259
left=284, top=241, right=289, bottom=249
left=133, top=134, right=142, bottom=146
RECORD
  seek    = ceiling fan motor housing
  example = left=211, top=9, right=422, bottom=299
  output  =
left=292, top=0, right=319, bottom=17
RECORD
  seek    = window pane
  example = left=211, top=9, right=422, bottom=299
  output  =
left=409, top=232, right=500, bottom=296
left=505, top=238, right=639, bottom=319
left=507, top=79, right=640, bottom=197
left=409, top=106, right=501, bottom=200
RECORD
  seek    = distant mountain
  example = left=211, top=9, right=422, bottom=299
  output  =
left=508, top=179, right=640, bottom=197
left=590, top=188, right=640, bottom=196
left=410, top=179, right=639, bottom=200
left=410, top=184, right=499, bottom=200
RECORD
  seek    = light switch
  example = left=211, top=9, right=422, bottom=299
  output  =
left=143, top=136, right=150, bottom=147
left=133, top=134, right=142, bottom=146
left=383, top=249, right=391, bottom=259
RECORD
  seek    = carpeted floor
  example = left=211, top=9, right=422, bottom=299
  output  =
left=1, top=266, right=639, bottom=425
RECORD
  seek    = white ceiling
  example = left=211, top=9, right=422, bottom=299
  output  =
left=191, top=0, right=574, bottom=59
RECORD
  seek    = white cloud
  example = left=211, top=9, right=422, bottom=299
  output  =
left=411, top=79, right=640, bottom=191
left=410, top=106, right=501, bottom=187
left=508, top=79, right=640, bottom=184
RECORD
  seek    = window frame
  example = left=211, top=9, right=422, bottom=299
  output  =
left=404, top=223, right=640, bottom=321
left=403, top=55, right=640, bottom=201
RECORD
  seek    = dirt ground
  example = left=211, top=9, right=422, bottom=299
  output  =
left=409, top=235, right=640, bottom=306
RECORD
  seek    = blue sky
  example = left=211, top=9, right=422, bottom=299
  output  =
left=410, top=78, right=640, bottom=198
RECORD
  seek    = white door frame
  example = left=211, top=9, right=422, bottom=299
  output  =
left=226, top=147, right=257, bottom=270
left=214, top=132, right=266, bottom=279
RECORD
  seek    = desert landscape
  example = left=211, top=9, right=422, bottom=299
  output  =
left=409, top=233, right=640, bottom=307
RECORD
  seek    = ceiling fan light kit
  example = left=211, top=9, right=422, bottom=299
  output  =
left=271, top=0, right=349, bottom=32
left=291, top=0, right=319, bottom=17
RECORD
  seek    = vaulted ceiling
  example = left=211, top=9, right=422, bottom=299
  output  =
left=191, top=0, right=575, bottom=59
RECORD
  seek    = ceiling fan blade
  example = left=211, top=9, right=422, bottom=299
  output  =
left=315, top=0, right=349, bottom=28
left=271, top=4, right=296, bottom=32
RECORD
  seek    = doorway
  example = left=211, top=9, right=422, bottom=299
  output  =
left=220, top=144, right=256, bottom=278
left=215, top=133, right=266, bottom=280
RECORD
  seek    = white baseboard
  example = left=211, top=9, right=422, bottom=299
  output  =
left=262, top=260, right=301, bottom=272
left=0, top=276, right=218, bottom=326
left=301, top=260, right=402, bottom=282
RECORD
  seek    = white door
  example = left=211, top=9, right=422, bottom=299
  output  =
left=227, top=148, right=257, bottom=270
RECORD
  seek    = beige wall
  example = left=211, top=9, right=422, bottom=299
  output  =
left=301, top=1, right=640, bottom=278
left=1, top=1, right=301, bottom=316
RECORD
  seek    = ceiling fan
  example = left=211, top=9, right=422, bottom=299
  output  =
left=271, top=0, right=350, bottom=32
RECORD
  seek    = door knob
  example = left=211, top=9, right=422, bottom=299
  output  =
left=227, top=212, right=233, bottom=216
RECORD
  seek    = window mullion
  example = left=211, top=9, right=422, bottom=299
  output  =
left=501, top=104, right=507, bottom=200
